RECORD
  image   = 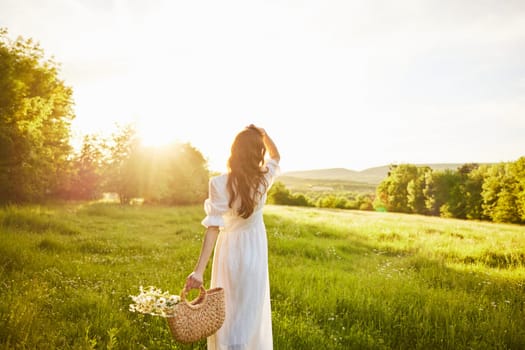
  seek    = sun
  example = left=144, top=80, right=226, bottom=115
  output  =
left=137, top=122, right=178, bottom=147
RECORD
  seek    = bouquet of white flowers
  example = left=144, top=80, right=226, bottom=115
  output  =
left=130, top=285, right=226, bottom=343
left=129, top=286, right=181, bottom=317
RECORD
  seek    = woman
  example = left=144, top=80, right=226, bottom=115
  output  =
left=185, top=125, right=280, bottom=350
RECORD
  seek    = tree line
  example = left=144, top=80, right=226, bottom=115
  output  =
left=59, top=126, right=209, bottom=205
left=268, top=159, right=525, bottom=225
left=375, top=159, right=525, bottom=224
left=0, top=29, right=208, bottom=205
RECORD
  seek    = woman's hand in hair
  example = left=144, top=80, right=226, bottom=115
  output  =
left=246, top=124, right=266, bottom=136
left=246, top=124, right=279, bottom=161
left=260, top=128, right=279, bottom=161
left=257, top=127, right=266, bottom=136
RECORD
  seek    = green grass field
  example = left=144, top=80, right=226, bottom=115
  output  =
left=1, top=203, right=524, bottom=349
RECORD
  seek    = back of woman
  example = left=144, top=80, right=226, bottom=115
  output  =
left=185, top=125, right=280, bottom=350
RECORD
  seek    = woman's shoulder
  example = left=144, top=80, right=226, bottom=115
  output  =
left=211, top=173, right=228, bottom=181
left=210, top=173, right=228, bottom=188
left=207, top=174, right=229, bottom=200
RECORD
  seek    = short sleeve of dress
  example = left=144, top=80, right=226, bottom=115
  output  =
left=201, top=176, right=229, bottom=228
left=264, top=158, right=280, bottom=188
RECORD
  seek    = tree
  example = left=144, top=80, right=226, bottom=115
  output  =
left=511, top=157, right=525, bottom=222
left=376, top=164, right=419, bottom=213
left=482, top=163, right=521, bottom=223
left=317, top=195, right=348, bottom=209
left=69, top=134, right=106, bottom=200
left=267, top=181, right=313, bottom=207
left=104, top=124, right=143, bottom=204
left=463, top=164, right=486, bottom=220
left=291, top=193, right=312, bottom=207
left=267, top=181, right=293, bottom=205
left=407, top=166, right=431, bottom=214
left=423, top=170, right=458, bottom=216
left=439, top=164, right=481, bottom=219
left=0, top=28, right=74, bottom=203
left=157, top=143, right=208, bottom=205
left=140, top=142, right=209, bottom=205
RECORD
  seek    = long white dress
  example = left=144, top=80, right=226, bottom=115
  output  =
left=202, top=158, right=279, bottom=350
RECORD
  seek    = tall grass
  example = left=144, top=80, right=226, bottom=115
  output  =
left=265, top=207, right=525, bottom=349
left=0, top=203, right=524, bottom=349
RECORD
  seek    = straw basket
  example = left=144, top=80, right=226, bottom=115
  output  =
left=167, top=286, right=225, bottom=343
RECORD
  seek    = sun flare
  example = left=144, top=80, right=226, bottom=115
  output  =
left=137, top=122, right=178, bottom=147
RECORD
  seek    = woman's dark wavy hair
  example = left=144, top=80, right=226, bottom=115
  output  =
left=227, top=125, right=268, bottom=218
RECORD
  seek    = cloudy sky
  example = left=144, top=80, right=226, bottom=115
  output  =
left=1, top=0, right=524, bottom=172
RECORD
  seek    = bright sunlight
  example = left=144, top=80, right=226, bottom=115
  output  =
left=137, top=120, right=179, bottom=147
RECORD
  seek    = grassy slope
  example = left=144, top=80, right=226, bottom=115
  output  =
left=0, top=204, right=524, bottom=349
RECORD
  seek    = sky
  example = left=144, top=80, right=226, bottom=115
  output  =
left=1, top=0, right=524, bottom=172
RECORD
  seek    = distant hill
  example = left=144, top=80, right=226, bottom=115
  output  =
left=282, top=163, right=468, bottom=185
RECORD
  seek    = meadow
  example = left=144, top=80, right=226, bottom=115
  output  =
left=0, top=203, right=524, bottom=349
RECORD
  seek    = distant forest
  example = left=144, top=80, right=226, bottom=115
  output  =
left=375, top=161, right=525, bottom=224
left=269, top=159, right=525, bottom=225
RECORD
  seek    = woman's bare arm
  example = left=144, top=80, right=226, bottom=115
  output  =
left=259, top=128, right=280, bottom=162
left=185, top=226, right=220, bottom=290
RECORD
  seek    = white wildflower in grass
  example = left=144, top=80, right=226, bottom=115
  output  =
left=129, top=286, right=180, bottom=317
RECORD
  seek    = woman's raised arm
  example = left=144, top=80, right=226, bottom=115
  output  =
left=258, top=127, right=280, bottom=162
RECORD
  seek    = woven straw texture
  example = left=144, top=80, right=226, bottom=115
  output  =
left=167, top=287, right=225, bottom=344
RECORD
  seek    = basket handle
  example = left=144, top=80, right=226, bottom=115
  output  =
left=180, top=285, right=208, bottom=310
